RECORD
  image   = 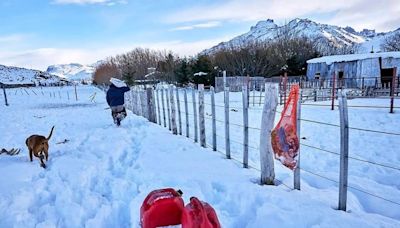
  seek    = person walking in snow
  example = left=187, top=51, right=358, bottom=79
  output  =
left=106, top=78, right=130, bottom=126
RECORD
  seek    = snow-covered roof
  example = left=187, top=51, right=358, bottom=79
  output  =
left=307, top=52, right=400, bottom=65
left=193, top=72, right=208, bottom=76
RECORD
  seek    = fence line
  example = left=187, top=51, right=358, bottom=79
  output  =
left=2, top=86, right=83, bottom=106
left=127, top=84, right=400, bottom=213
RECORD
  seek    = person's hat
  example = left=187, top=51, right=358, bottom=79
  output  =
left=110, top=77, right=127, bottom=88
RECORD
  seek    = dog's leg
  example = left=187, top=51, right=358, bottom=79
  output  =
left=29, top=149, right=33, bottom=162
left=39, top=156, right=46, bottom=168
left=45, top=150, right=48, bottom=161
left=39, top=151, right=46, bottom=168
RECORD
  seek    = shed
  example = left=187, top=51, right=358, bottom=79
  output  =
left=306, top=52, right=400, bottom=87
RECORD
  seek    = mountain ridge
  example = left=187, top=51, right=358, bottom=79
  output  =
left=202, top=18, right=400, bottom=55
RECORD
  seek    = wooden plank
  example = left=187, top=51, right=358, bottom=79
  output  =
left=242, top=85, right=249, bottom=168
left=146, top=88, right=156, bottom=123
left=390, top=68, right=397, bottom=113
left=192, top=88, right=198, bottom=142
left=259, top=83, right=263, bottom=106
left=166, top=88, right=171, bottom=130
left=176, top=87, right=182, bottom=135
left=184, top=89, right=190, bottom=138
left=211, top=86, right=217, bottom=151
left=332, top=72, right=336, bottom=110
left=198, top=84, right=206, bottom=147
left=161, top=88, right=167, bottom=127
left=259, top=83, right=277, bottom=185
left=338, top=90, right=349, bottom=211
left=169, top=85, right=178, bottom=134
left=294, top=89, right=301, bottom=190
left=224, top=87, right=231, bottom=159
left=155, top=89, right=161, bottom=125
left=252, top=81, right=256, bottom=106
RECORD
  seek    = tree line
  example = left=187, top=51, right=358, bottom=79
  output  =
left=93, top=28, right=400, bottom=86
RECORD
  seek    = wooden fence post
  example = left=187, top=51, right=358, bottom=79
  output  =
left=130, top=90, right=136, bottom=115
left=169, top=85, right=178, bottom=134
left=283, top=72, right=287, bottom=106
left=198, top=84, right=206, bottom=147
left=259, top=83, right=277, bottom=185
left=192, top=88, right=198, bottom=142
left=74, top=84, right=78, bottom=101
left=259, top=83, right=263, bottom=106
left=332, top=72, right=336, bottom=110
left=211, top=86, right=217, bottom=151
left=338, top=90, right=349, bottom=211
left=279, top=76, right=283, bottom=105
left=176, top=87, right=182, bottom=135
left=242, top=85, right=249, bottom=168
left=313, top=88, right=317, bottom=102
left=2, top=85, right=9, bottom=106
left=146, top=88, right=156, bottom=123
left=294, top=90, right=302, bottom=190
left=224, top=86, right=231, bottom=159
left=161, top=88, right=167, bottom=128
left=184, top=89, right=190, bottom=138
left=252, top=82, right=256, bottom=106
left=390, top=68, right=397, bottom=113
left=166, top=88, right=171, bottom=130
left=156, top=89, right=161, bottom=125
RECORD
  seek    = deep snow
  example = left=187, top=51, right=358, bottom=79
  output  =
left=0, top=86, right=399, bottom=227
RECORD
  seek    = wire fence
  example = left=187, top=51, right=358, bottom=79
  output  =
left=126, top=84, right=400, bottom=215
left=1, top=85, right=83, bottom=105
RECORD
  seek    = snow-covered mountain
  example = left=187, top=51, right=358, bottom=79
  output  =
left=203, top=18, right=400, bottom=54
left=0, top=64, right=64, bottom=86
left=46, top=62, right=101, bottom=83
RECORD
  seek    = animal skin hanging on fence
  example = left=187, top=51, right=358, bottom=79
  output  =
left=271, top=85, right=300, bottom=170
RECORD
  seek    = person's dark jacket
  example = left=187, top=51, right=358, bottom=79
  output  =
left=106, top=84, right=130, bottom=107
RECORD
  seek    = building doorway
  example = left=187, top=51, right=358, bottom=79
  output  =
left=381, top=68, right=394, bottom=86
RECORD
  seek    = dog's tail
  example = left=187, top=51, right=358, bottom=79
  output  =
left=47, top=126, right=55, bottom=140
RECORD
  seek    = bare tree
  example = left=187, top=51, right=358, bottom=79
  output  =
left=381, top=32, right=400, bottom=52
left=210, top=24, right=319, bottom=77
left=92, top=60, right=121, bottom=85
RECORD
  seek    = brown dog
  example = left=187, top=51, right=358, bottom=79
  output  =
left=26, top=126, right=54, bottom=168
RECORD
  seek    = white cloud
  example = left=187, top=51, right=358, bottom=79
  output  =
left=136, top=37, right=232, bottom=56
left=52, top=0, right=127, bottom=5
left=165, top=0, right=400, bottom=32
left=0, top=37, right=230, bottom=70
left=171, top=21, right=221, bottom=31
left=0, top=34, right=26, bottom=43
left=0, top=48, right=117, bottom=71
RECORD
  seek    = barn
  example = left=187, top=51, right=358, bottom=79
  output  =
left=306, top=52, right=400, bottom=87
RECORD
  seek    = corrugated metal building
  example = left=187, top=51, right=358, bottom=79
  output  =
left=306, top=52, right=400, bottom=87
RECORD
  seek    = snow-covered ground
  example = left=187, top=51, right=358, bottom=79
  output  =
left=0, top=86, right=399, bottom=227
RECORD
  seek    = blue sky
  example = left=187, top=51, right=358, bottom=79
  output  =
left=0, top=0, right=399, bottom=70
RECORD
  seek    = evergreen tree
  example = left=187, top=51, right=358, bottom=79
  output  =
left=192, top=55, right=215, bottom=86
left=175, top=58, right=190, bottom=85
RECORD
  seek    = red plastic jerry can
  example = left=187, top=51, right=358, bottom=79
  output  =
left=140, top=188, right=184, bottom=228
left=181, top=197, right=221, bottom=228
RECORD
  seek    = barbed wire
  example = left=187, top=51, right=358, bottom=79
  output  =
left=214, top=133, right=259, bottom=151
left=300, top=118, right=341, bottom=127
left=300, top=142, right=400, bottom=172
left=205, top=142, right=292, bottom=190
left=301, top=103, right=400, bottom=109
left=347, top=185, right=400, bottom=206
left=348, top=126, right=400, bottom=136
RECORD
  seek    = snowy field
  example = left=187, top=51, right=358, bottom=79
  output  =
left=0, top=85, right=399, bottom=227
